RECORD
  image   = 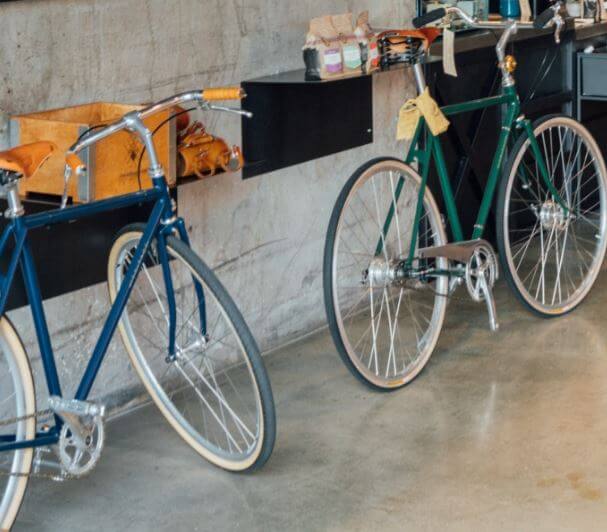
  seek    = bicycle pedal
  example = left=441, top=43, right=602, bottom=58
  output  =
left=33, top=447, right=65, bottom=481
left=48, top=397, right=106, bottom=419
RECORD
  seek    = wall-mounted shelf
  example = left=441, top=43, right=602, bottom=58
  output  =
left=241, top=69, right=373, bottom=179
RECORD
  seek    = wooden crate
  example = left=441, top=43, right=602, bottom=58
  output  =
left=11, top=102, right=176, bottom=202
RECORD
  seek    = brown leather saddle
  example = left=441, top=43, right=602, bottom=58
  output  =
left=0, top=141, right=56, bottom=179
left=376, top=28, right=441, bottom=67
left=376, top=28, right=441, bottom=49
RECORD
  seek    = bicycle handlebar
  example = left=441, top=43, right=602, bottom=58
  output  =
left=409, top=2, right=565, bottom=80
left=413, top=3, right=563, bottom=32
left=67, top=86, right=247, bottom=159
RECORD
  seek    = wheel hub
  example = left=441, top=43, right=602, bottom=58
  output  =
left=539, top=200, right=567, bottom=231
left=364, top=258, right=401, bottom=286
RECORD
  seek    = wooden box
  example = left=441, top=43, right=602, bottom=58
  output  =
left=11, top=102, right=176, bottom=202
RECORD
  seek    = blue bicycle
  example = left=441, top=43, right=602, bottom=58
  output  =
left=0, top=87, right=276, bottom=529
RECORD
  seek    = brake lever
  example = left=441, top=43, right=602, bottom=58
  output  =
left=200, top=102, right=253, bottom=118
left=209, top=104, right=253, bottom=118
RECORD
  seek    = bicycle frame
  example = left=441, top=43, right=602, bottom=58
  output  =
left=377, top=84, right=567, bottom=265
left=0, top=175, right=200, bottom=452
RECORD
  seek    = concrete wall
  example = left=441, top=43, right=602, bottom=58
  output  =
left=0, top=0, right=416, bottom=407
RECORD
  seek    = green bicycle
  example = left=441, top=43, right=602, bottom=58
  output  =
left=324, top=4, right=607, bottom=390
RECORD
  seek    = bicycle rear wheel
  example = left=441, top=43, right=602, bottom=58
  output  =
left=324, top=158, right=448, bottom=390
left=108, top=224, right=275, bottom=472
left=497, top=115, right=607, bottom=316
left=0, top=317, right=36, bottom=530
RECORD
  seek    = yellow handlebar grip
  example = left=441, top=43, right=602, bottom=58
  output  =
left=202, top=87, right=245, bottom=101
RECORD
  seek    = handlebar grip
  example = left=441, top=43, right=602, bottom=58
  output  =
left=534, top=6, right=555, bottom=29
left=202, top=87, right=245, bottom=101
left=413, top=8, right=446, bottom=29
left=66, top=153, right=85, bottom=173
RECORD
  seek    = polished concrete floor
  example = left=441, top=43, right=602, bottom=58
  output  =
left=15, top=273, right=607, bottom=531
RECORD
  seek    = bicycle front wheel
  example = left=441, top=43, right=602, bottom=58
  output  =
left=108, top=224, right=275, bottom=472
left=324, top=158, right=448, bottom=390
left=497, top=115, right=607, bottom=316
left=0, top=317, right=36, bottom=530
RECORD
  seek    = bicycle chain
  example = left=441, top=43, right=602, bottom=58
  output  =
left=0, top=408, right=53, bottom=428
left=0, top=408, right=79, bottom=481
left=414, top=278, right=472, bottom=303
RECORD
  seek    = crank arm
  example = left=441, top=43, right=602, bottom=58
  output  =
left=478, top=274, right=499, bottom=332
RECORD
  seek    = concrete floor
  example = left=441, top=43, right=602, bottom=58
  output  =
left=14, top=273, right=607, bottom=531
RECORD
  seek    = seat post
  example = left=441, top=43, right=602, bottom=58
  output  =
left=412, top=62, right=427, bottom=95
left=5, top=182, right=24, bottom=218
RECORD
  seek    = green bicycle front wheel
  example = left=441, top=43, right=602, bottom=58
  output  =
left=324, top=158, right=449, bottom=390
left=497, top=115, right=607, bottom=316
left=108, top=224, right=275, bottom=472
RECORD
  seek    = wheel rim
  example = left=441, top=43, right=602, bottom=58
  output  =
left=331, top=162, right=448, bottom=388
left=503, top=118, right=607, bottom=314
left=113, top=236, right=264, bottom=467
left=0, top=320, right=33, bottom=527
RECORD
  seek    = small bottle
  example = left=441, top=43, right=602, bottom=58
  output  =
left=500, top=0, right=521, bottom=18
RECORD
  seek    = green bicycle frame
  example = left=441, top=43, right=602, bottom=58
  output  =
left=376, top=84, right=567, bottom=264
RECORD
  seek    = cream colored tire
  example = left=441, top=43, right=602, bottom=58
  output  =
left=108, top=226, right=275, bottom=472
left=0, top=317, right=36, bottom=530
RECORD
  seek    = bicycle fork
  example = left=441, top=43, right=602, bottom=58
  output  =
left=160, top=216, right=208, bottom=361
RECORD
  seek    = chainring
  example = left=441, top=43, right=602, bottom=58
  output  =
left=465, top=244, right=498, bottom=302
left=57, top=416, right=104, bottom=478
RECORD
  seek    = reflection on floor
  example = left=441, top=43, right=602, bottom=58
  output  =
left=16, top=272, right=607, bottom=531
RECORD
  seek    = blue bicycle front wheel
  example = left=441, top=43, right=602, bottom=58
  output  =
left=108, top=224, right=275, bottom=472
left=0, top=317, right=36, bottom=529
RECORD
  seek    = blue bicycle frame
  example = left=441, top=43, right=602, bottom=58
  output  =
left=0, top=175, right=203, bottom=452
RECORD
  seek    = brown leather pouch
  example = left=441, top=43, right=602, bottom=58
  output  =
left=177, top=121, right=244, bottom=179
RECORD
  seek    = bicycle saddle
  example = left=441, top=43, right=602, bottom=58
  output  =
left=0, top=141, right=56, bottom=178
left=377, top=28, right=441, bottom=49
